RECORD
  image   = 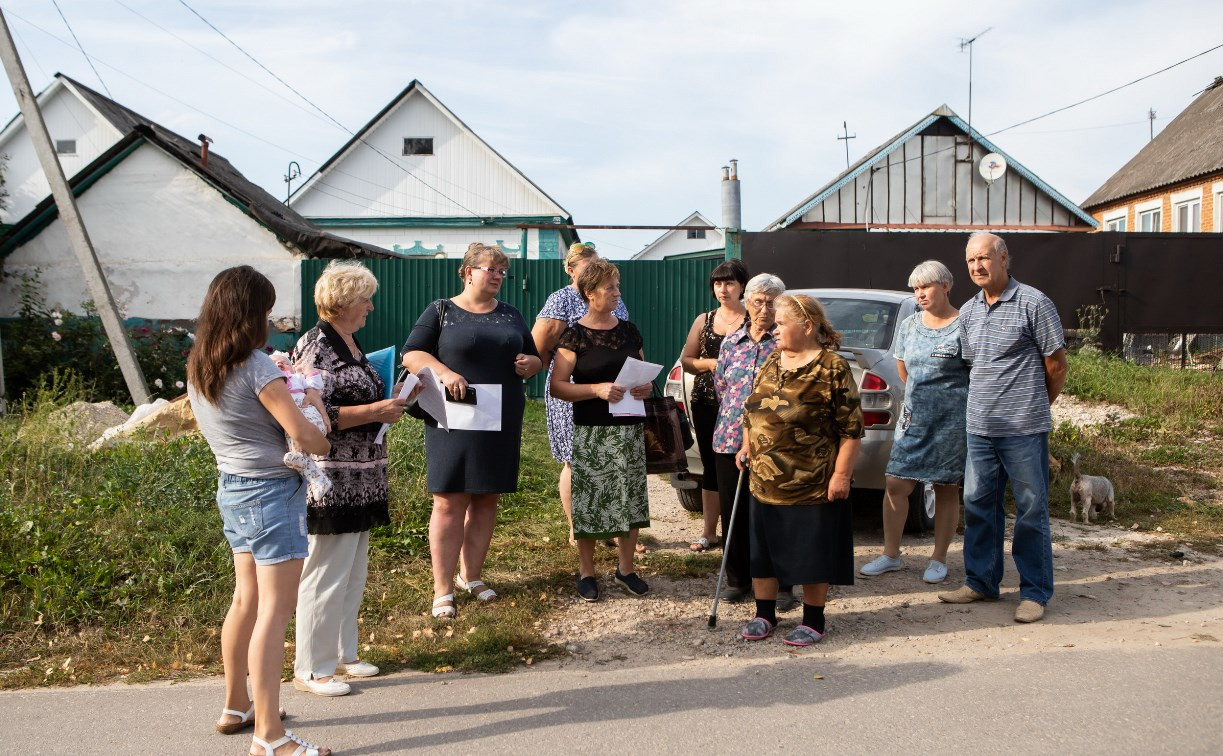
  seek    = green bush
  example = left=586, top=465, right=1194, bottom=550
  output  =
left=0, top=271, right=194, bottom=405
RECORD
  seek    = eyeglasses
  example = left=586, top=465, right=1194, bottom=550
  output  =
left=747, top=298, right=776, bottom=311
left=473, top=266, right=508, bottom=277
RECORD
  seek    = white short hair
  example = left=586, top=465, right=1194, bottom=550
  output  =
left=967, top=231, right=1010, bottom=270
left=907, top=260, right=954, bottom=288
left=744, top=273, right=785, bottom=298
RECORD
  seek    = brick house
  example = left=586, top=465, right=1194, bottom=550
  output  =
left=1081, top=76, right=1223, bottom=233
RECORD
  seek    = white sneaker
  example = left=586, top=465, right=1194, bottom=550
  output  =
left=336, top=660, right=379, bottom=678
left=293, top=676, right=351, bottom=697
left=859, top=554, right=902, bottom=576
left=923, top=560, right=949, bottom=584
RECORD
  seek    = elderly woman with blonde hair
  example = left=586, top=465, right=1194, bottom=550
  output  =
left=860, top=259, right=968, bottom=585
left=737, top=293, right=864, bottom=646
left=291, top=260, right=415, bottom=697
left=403, top=243, right=542, bottom=620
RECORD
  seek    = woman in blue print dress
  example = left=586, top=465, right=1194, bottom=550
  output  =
left=859, top=260, right=969, bottom=585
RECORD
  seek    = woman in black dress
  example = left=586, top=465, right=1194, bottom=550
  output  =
left=402, top=243, right=542, bottom=619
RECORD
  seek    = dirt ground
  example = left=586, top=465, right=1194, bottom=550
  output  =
left=538, top=397, right=1223, bottom=668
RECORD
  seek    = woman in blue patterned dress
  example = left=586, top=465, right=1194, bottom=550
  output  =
left=531, top=242, right=628, bottom=543
left=859, top=260, right=969, bottom=585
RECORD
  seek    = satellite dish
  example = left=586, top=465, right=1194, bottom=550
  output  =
left=979, top=153, right=1008, bottom=183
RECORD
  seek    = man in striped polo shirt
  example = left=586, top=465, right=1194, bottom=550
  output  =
left=938, top=232, right=1068, bottom=623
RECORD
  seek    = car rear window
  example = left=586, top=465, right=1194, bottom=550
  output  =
left=816, top=298, right=901, bottom=350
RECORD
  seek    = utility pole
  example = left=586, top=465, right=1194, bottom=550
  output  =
left=836, top=121, right=856, bottom=169
left=960, top=27, right=992, bottom=162
left=1148, top=108, right=1156, bottom=141
left=0, top=9, right=150, bottom=404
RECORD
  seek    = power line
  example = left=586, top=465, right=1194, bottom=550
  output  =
left=49, top=0, right=110, bottom=97
left=986, top=41, right=1223, bottom=136
left=174, top=0, right=485, bottom=219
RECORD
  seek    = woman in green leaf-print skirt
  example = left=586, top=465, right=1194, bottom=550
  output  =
left=551, top=259, right=652, bottom=602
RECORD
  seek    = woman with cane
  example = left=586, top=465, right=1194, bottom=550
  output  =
left=736, top=293, right=864, bottom=646
left=709, top=273, right=785, bottom=605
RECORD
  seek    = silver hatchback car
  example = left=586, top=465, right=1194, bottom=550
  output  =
left=663, top=288, right=937, bottom=532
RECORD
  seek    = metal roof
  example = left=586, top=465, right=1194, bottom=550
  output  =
left=766, top=104, right=1097, bottom=230
left=1081, top=76, right=1223, bottom=209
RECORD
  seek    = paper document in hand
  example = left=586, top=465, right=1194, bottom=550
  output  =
left=609, top=357, right=663, bottom=417
left=413, top=367, right=450, bottom=431
left=374, top=372, right=420, bottom=445
left=446, top=384, right=502, bottom=431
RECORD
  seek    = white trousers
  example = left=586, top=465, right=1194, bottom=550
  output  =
left=294, top=530, right=370, bottom=680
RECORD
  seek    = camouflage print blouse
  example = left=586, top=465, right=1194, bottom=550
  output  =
left=743, top=349, right=864, bottom=505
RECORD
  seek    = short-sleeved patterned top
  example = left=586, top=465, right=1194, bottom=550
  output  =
left=711, top=325, right=777, bottom=454
left=959, top=278, right=1065, bottom=437
left=743, top=349, right=864, bottom=505
left=292, top=321, right=390, bottom=535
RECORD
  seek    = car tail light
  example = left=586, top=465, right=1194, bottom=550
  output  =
left=667, top=366, right=683, bottom=382
left=861, top=372, right=887, bottom=390
left=863, top=411, right=891, bottom=427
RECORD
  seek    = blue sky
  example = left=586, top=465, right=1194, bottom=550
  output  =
left=1, top=0, right=1221, bottom=256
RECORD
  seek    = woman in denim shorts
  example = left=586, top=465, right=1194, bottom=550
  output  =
left=187, top=266, right=333, bottom=756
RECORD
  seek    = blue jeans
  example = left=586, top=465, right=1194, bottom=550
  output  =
left=962, top=433, right=1053, bottom=605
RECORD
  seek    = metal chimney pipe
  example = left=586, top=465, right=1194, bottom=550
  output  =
left=722, top=159, right=741, bottom=231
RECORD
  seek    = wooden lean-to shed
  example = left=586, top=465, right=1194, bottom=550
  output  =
left=765, top=104, right=1096, bottom=232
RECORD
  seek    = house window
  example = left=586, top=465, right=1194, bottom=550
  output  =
left=686, top=228, right=707, bottom=239
left=1102, top=208, right=1127, bottom=232
left=1138, top=208, right=1162, bottom=232
left=1215, top=191, right=1223, bottom=232
left=55, top=139, right=76, bottom=155
left=1173, top=199, right=1201, bottom=232
left=1104, top=217, right=1126, bottom=231
left=402, top=137, right=433, bottom=156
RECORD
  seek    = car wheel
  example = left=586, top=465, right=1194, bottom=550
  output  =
left=905, top=482, right=936, bottom=534
left=677, top=485, right=703, bottom=513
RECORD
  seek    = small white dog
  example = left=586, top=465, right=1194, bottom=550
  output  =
left=1070, top=452, right=1115, bottom=524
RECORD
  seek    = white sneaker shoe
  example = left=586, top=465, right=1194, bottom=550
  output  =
left=859, top=554, right=902, bottom=576
left=336, top=660, right=379, bottom=678
left=923, top=560, right=949, bottom=584
left=293, top=676, right=351, bottom=697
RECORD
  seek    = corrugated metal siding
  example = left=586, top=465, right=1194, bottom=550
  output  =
left=301, top=258, right=721, bottom=397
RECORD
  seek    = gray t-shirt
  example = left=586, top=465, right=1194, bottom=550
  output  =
left=188, top=350, right=295, bottom=478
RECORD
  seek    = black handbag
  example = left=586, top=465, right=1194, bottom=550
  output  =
left=405, top=299, right=447, bottom=421
left=642, top=382, right=691, bottom=475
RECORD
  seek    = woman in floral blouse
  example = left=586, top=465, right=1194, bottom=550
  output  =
left=711, top=273, right=785, bottom=604
left=737, top=293, right=864, bottom=647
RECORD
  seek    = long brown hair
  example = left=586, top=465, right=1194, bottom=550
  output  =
left=187, top=266, right=277, bottom=403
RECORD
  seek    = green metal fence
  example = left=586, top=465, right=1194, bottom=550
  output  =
left=300, top=257, right=722, bottom=397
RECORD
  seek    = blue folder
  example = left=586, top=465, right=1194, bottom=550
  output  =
left=365, top=346, right=396, bottom=399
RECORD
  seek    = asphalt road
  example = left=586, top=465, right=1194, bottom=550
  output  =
left=2, top=645, right=1219, bottom=754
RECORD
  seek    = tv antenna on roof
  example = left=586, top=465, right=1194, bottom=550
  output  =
left=959, top=27, right=992, bottom=164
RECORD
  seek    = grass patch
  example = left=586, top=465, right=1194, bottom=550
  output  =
left=0, top=379, right=642, bottom=688
left=1048, top=353, right=1223, bottom=547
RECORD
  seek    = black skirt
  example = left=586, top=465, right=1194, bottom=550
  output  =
left=749, top=495, right=854, bottom=586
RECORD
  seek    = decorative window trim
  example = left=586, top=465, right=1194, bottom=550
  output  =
left=1172, top=196, right=1201, bottom=232
left=1170, top=187, right=1202, bottom=204
left=1101, top=207, right=1128, bottom=231
left=1134, top=198, right=1163, bottom=214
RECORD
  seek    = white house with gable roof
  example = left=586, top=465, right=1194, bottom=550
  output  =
left=631, top=211, right=724, bottom=260
left=290, top=81, right=578, bottom=259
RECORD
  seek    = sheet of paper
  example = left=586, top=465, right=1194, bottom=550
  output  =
left=374, top=372, right=419, bottom=445
left=413, top=367, right=450, bottom=431
left=445, top=383, right=502, bottom=432
left=608, top=357, right=663, bottom=417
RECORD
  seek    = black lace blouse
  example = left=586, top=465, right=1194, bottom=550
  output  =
left=556, top=319, right=644, bottom=427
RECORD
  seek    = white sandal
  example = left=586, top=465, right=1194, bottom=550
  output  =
left=456, top=575, right=498, bottom=602
left=251, top=729, right=327, bottom=756
left=217, top=703, right=286, bottom=735
left=431, top=593, right=456, bottom=620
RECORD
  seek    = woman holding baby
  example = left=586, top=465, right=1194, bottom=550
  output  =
left=290, top=260, right=416, bottom=697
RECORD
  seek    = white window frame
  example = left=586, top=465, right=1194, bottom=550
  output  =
left=1214, top=182, right=1223, bottom=232
left=1102, top=207, right=1128, bottom=232
left=1172, top=189, right=1201, bottom=232
left=1135, top=198, right=1163, bottom=232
